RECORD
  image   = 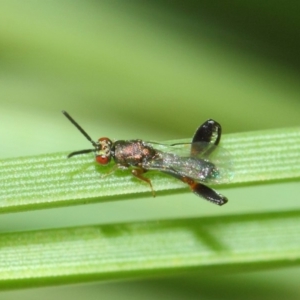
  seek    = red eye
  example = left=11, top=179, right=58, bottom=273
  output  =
left=96, top=155, right=110, bottom=165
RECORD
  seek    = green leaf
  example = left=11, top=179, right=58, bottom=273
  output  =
left=0, top=126, right=299, bottom=213
left=1, top=210, right=300, bottom=289
left=0, top=126, right=300, bottom=289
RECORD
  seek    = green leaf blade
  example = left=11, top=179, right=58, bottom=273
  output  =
left=0, top=126, right=300, bottom=213
left=1, top=210, right=300, bottom=289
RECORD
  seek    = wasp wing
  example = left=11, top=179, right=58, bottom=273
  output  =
left=145, top=142, right=233, bottom=184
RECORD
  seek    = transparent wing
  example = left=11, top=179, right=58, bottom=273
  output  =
left=145, top=142, right=233, bottom=184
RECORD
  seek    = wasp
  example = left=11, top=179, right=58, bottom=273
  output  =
left=63, top=111, right=231, bottom=205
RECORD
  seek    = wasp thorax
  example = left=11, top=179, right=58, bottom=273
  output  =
left=95, top=137, right=112, bottom=165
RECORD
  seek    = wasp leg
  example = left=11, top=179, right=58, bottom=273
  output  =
left=192, top=119, right=222, bottom=145
left=163, top=169, right=227, bottom=206
left=193, top=183, right=227, bottom=206
left=131, top=168, right=156, bottom=197
left=99, top=164, right=120, bottom=178
left=182, top=176, right=227, bottom=206
left=191, top=119, right=222, bottom=156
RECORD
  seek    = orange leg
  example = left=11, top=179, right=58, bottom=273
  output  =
left=131, top=168, right=156, bottom=197
left=100, top=164, right=119, bottom=178
left=180, top=175, right=227, bottom=206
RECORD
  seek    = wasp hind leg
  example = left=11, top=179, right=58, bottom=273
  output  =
left=99, top=164, right=120, bottom=178
left=192, top=182, right=228, bottom=206
left=191, top=119, right=222, bottom=157
left=192, top=119, right=222, bottom=145
left=131, top=168, right=156, bottom=197
left=181, top=176, right=228, bottom=206
left=162, top=170, right=228, bottom=206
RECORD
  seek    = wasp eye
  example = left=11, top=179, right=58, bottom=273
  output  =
left=96, top=155, right=110, bottom=165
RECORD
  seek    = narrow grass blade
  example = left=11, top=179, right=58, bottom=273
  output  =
left=0, top=126, right=299, bottom=213
left=1, top=210, right=300, bottom=289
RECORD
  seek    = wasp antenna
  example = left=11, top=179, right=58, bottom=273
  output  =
left=62, top=110, right=97, bottom=147
left=67, top=149, right=96, bottom=158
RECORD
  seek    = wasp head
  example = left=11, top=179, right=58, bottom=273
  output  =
left=95, top=137, right=113, bottom=165
left=62, top=111, right=113, bottom=165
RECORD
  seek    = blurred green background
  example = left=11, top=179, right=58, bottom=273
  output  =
left=1, top=0, right=300, bottom=299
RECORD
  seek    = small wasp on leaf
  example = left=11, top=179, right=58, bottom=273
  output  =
left=63, top=111, right=232, bottom=205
